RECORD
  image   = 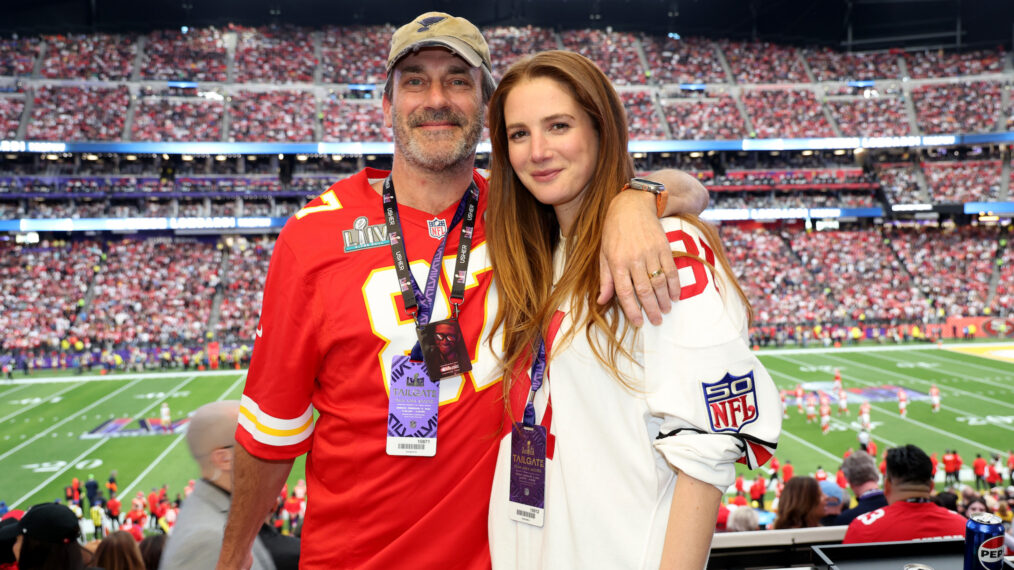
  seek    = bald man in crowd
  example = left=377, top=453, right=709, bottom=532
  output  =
left=161, top=401, right=294, bottom=569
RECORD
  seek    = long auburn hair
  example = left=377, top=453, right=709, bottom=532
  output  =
left=773, top=476, right=823, bottom=529
left=486, top=50, right=748, bottom=404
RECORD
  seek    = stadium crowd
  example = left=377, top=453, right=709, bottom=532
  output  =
left=130, top=98, right=225, bottom=142
left=233, top=25, right=316, bottom=84
left=741, top=89, right=836, bottom=138
left=560, top=28, right=647, bottom=85
left=640, top=35, right=728, bottom=84
left=921, top=160, right=1002, bottom=203
left=911, top=81, right=1003, bottom=135
left=662, top=96, right=747, bottom=140
left=40, top=33, right=134, bottom=80
left=228, top=90, right=316, bottom=142
left=827, top=97, right=911, bottom=137
left=319, top=25, right=392, bottom=84
left=27, top=86, right=130, bottom=141
left=141, top=28, right=229, bottom=82
left=0, top=97, right=24, bottom=139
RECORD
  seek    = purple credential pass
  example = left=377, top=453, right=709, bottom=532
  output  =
left=386, top=355, right=439, bottom=457
left=509, top=422, right=546, bottom=526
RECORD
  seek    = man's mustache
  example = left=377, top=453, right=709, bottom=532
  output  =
left=409, top=110, right=464, bottom=127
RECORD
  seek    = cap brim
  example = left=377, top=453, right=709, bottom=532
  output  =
left=388, top=37, right=484, bottom=71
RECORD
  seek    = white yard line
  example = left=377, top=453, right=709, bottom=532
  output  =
left=0, top=382, right=89, bottom=424
left=10, top=438, right=109, bottom=508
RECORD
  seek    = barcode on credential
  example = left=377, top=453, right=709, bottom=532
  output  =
left=398, top=443, right=426, bottom=450
left=515, top=509, right=535, bottom=519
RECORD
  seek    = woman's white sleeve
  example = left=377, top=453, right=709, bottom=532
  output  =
left=643, top=219, right=782, bottom=492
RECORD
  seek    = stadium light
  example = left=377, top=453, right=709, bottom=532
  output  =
left=215, top=155, right=227, bottom=161
left=125, top=155, right=137, bottom=161
left=181, top=155, right=193, bottom=161
left=668, top=33, right=681, bottom=40
left=296, top=155, right=308, bottom=161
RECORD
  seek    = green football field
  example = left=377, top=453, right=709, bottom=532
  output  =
left=1, top=342, right=1012, bottom=510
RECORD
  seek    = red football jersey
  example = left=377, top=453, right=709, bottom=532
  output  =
left=843, top=501, right=967, bottom=544
left=238, top=168, right=507, bottom=568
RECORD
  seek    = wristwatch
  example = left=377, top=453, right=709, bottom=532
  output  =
left=621, top=177, right=668, bottom=218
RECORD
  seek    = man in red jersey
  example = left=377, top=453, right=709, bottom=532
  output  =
left=973, top=453, right=988, bottom=491
left=217, top=12, right=709, bottom=570
left=843, top=444, right=966, bottom=544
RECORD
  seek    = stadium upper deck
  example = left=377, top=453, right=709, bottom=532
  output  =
left=0, top=26, right=1010, bottom=143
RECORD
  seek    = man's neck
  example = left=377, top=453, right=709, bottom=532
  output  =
left=852, top=481, right=881, bottom=498
left=384, top=154, right=476, bottom=215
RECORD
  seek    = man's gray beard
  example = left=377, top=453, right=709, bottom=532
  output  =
left=392, top=108, right=483, bottom=173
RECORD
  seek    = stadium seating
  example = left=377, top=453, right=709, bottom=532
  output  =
left=0, top=239, right=102, bottom=351
left=320, top=25, right=392, bottom=84
left=903, top=49, right=1006, bottom=79
left=41, top=33, right=135, bottom=80
left=77, top=239, right=221, bottom=347
left=233, top=25, right=316, bottom=84
left=130, top=98, right=225, bottom=142
left=802, top=48, right=902, bottom=81
left=663, top=95, right=747, bottom=140
left=228, top=90, right=316, bottom=142
left=560, top=29, right=647, bottom=85
left=483, top=26, right=560, bottom=81
left=0, top=97, right=24, bottom=138
left=911, top=81, right=1003, bottom=135
left=741, top=90, right=835, bottom=138
left=622, top=91, right=667, bottom=140
left=921, top=160, right=1002, bottom=203
left=216, top=240, right=272, bottom=343
left=874, top=163, right=925, bottom=204
left=718, top=41, right=809, bottom=84
left=640, top=35, right=728, bottom=84
left=789, top=229, right=926, bottom=323
left=141, top=28, right=229, bottom=82
left=889, top=226, right=997, bottom=318
left=827, top=97, right=911, bottom=136
left=322, top=98, right=389, bottom=142
left=0, top=36, right=40, bottom=77
left=27, top=86, right=130, bottom=141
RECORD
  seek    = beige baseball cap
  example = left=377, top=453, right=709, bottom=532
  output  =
left=387, top=12, right=492, bottom=75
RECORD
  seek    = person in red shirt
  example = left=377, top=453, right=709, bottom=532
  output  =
left=750, top=475, right=767, bottom=507
left=929, top=452, right=938, bottom=477
left=815, top=466, right=828, bottom=482
left=121, top=516, right=144, bottom=542
left=783, top=459, right=794, bottom=481
left=735, top=474, right=745, bottom=495
left=986, top=458, right=1002, bottom=487
left=867, top=439, right=878, bottom=459
left=283, top=492, right=302, bottom=534
left=147, top=488, right=160, bottom=530
left=954, top=451, right=964, bottom=484
left=795, top=384, right=805, bottom=414
left=730, top=494, right=748, bottom=507
left=843, top=448, right=853, bottom=460
left=836, top=468, right=848, bottom=491
left=844, top=444, right=966, bottom=544
left=105, top=491, right=122, bottom=531
left=942, top=449, right=957, bottom=486
left=879, top=452, right=887, bottom=477
left=973, top=453, right=988, bottom=491
left=770, top=456, right=781, bottom=485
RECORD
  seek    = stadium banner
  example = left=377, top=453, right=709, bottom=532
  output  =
left=0, top=216, right=287, bottom=233
left=944, top=316, right=1014, bottom=339
left=5, top=131, right=1009, bottom=157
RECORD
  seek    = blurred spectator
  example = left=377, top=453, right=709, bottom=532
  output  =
left=27, top=86, right=129, bottom=141
left=142, top=28, right=228, bottom=82
left=234, top=25, right=315, bottom=84
left=773, top=477, right=823, bottom=529
left=93, top=530, right=144, bottom=569
left=159, top=401, right=281, bottom=569
left=843, top=444, right=967, bottom=543
left=216, top=238, right=271, bottom=344
left=818, top=480, right=846, bottom=525
left=229, top=90, right=316, bottom=142
left=876, top=163, right=925, bottom=205
left=912, top=81, right=1002, bottom=135
left=719, top=41, right=809, bottom=84
left=741, top=90, right=835, bottom=138
left=0, top=502, right=84, bottom=570
left=41, top=33, right=135, bottom=80
left=834, top=450, right=887, bottom=525
left=726, top=507, right=760, bottom=532
left=138, top=534, right=166, bottom=570
left=560, top=28, right=646, bottom=85
left=640, top=35, right=727, bottom=84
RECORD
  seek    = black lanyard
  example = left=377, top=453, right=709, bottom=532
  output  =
left=381, top=176, right=479, bottom=327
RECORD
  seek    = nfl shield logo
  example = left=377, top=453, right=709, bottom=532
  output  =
left=427, top=218, right=447, bottom=239
left=702, top=371, right=759, bottom=433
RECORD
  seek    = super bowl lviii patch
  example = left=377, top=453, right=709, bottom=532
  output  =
left=703, top=371, right=759, bottom=433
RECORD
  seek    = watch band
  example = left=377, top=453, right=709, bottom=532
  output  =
left=621, top=182, right=668, bottom=218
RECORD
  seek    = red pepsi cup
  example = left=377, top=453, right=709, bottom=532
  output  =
left=964, top=512, right=1005, bottom=570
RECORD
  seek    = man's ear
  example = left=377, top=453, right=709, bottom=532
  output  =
left=382, top=92, right=393, bottom=129
left=211, top=447, right=234, bottom=472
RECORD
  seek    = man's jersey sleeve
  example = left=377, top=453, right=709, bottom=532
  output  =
left=643, top=217, right=781, bottom=491
left=237, top=232, right=320, bottom=460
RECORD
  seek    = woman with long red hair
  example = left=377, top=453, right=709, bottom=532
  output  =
left=485, top=50, right=781, bottom=569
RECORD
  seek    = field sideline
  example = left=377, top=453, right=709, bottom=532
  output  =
left=1, top=342, right=1012, bottom=509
